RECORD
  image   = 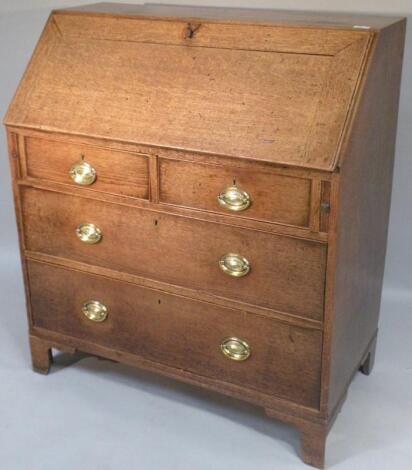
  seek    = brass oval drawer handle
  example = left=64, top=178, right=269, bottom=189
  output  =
left=218, top=185, right=251, bottom=212
left=219, top=253, right=250, bottom=278
left=82, top=300, right=108, bottom=322
left=221, top=337, right=251, bottom=362
left=76, top=223, right=102, bottom=244
left=69, top=159, right=97, bottom=186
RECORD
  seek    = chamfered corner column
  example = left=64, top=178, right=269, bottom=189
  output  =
left=29, top=335, right=53, bottom=374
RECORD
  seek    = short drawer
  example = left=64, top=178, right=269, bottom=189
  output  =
left=21, top=188, right=326, bottom=321
left=28, top=260, right=322, bottom=409
left=159, top=158, right=312, bottom=227
left=24, top=136, right=149, bottom=199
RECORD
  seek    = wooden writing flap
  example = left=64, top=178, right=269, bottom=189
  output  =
left=5, top=10, right=372, bottom=171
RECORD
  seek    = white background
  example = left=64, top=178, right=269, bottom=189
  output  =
left=0, top=2, right=411, bottom=469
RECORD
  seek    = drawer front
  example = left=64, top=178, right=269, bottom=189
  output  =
left=159, top=158, right=312, bottom=227
left=21, top=188, right=326, bottom=320
left=24, top=137, right=149, bottom=199
left=28, top=260, right=322, bottom=408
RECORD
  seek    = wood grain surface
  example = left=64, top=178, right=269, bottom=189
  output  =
left=24, top=136, right=149, bottom=199
left=28, top=259, right=323, bottom=408
left=3, top=4, right=406, bottom=468
left=58, top=3, right=404, bottom=30
left=5, top=12, right=371, bottom=171
left=159, top=157, right=312, bottom=227
left=21, top=187, right=327, bottom=321
left=321, top=19, right=406, bottom=415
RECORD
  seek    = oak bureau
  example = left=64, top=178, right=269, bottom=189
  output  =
left=4, top=3, right=405, bottom=468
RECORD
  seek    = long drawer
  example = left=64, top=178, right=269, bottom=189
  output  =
left=27, top=260, right=322, bottom=408
left=21, top=188, right=327, bottom=321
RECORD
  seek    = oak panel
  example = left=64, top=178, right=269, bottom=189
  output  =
left=21, top=187, right=327, bottom=321
left=28, top=260, right=322, bottom=408
left=322, top=20, right=407, bottom=414
left=159, top=158, right=312, bottom=227
left=24, top=136, right=149, bottom=199
left=57, top=4, right=403, bottom=31
left=5, top=15, right=370, bottom=171
left=54, top=12, right=367, bottom=55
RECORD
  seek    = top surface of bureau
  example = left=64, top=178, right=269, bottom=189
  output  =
left=62, top=3, right=403, bottom=28
left=4, top=3, right=376, bottom=171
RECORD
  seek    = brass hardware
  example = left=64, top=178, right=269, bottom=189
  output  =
left=82, top=300, right=108, bottom=322
left=219, top=253, right=250, bottom=278
left=221, top=337, right=251, bottom=361
left=218, top=185, right=251, bottom=212
left=76, top=223, right=102, bottom=244
left=69, top=159, right=96, bottom=186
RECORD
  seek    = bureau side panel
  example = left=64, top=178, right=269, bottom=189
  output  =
left=323, top=20, right=406, bottom=414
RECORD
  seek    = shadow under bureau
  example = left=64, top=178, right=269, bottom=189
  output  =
left=4, top=4, right=405, bottom=468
